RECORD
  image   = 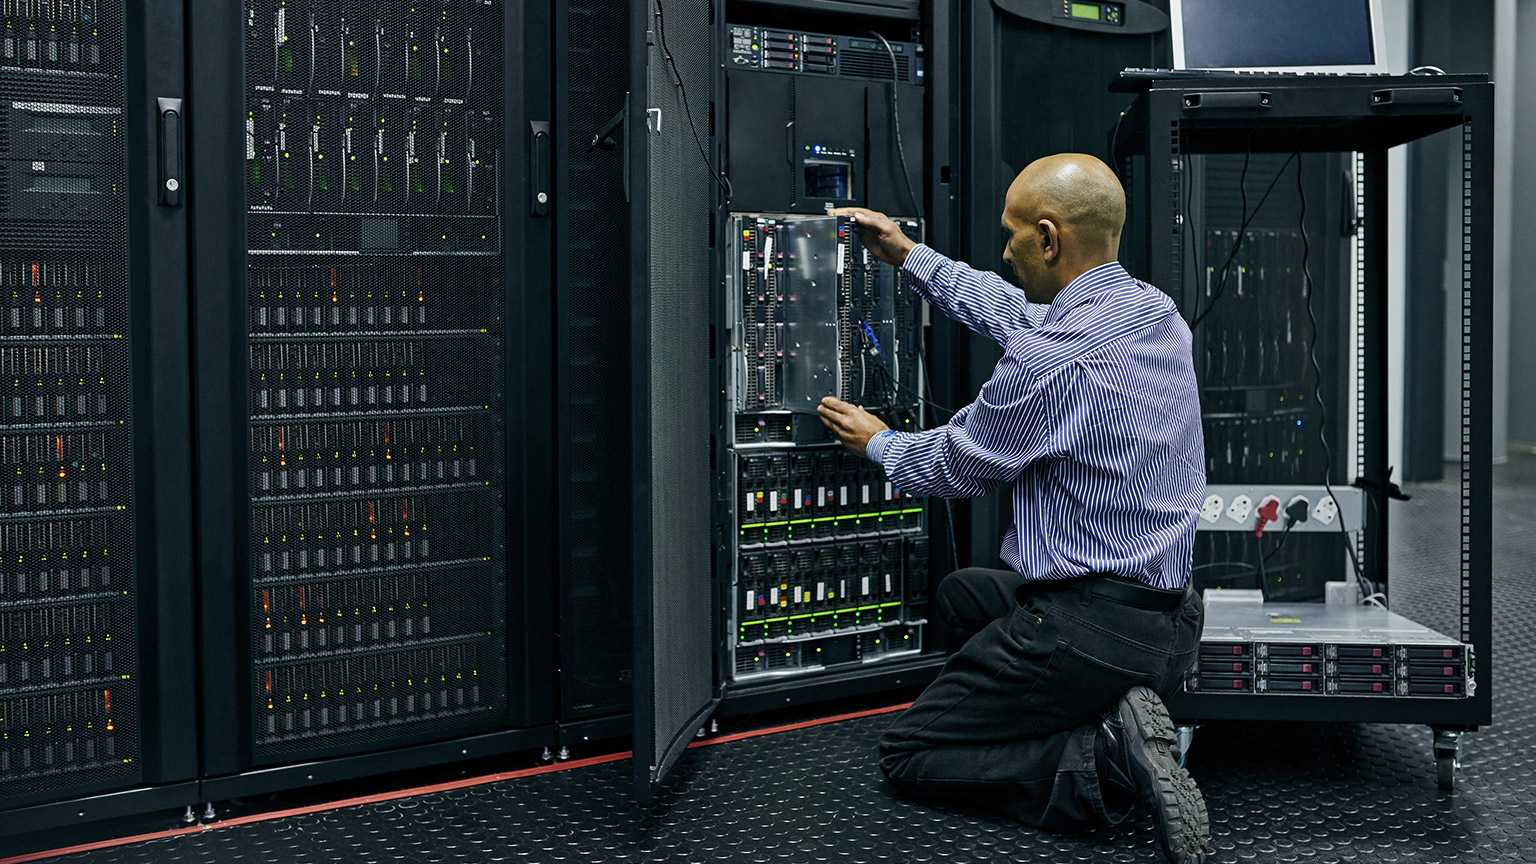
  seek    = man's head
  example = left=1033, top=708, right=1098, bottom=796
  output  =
left=1001, top=154, right=1126, bottom=304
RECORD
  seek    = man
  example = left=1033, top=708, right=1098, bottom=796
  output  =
left=819, top=153, right=1209, bottom=864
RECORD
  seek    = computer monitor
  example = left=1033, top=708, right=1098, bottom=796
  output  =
left=1170, top=0, right=1388, bottom=73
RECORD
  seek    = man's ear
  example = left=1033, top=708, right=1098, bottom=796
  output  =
left=1037, top=219, right=1061, bottom=263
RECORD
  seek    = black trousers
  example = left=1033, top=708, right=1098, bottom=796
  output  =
left=879, top=568, right=1205, bottom=831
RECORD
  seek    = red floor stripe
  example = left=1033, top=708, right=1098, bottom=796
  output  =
left=687, top=701, right=911, bottom=748
left=0, top=702, right=912, bottom=864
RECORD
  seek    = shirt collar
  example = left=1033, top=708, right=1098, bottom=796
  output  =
left=1042, top=261, right=1133, bottom=326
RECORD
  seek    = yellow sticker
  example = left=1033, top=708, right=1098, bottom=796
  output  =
left=1268, top=616, right=1303, bottom=624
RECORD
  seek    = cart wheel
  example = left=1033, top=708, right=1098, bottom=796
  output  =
left=1436, top=753, right=1457, bottom=791
left=1175, top=724, right=1197, bottom=767
left=1433, top=729, right=1461, bottom=791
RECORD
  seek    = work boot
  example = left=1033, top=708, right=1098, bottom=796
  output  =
left=1097, top=686, right=1209, bottom=864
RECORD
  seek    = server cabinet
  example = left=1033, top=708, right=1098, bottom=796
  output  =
left=958, top=0, right=1168, bottom=568
left=554, top=0, right=636, bottom=725
left=192, top=0, right=552, bottom=798
left=0, top=0, right=199, bottom=833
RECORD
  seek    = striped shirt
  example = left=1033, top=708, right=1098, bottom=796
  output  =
left=867, top=245, right=1204, bottom=589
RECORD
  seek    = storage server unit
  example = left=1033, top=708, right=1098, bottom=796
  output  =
left=239, top=0, right=508, bottom=762
left=1187, top=601, right=1472, bottom=699
left=0, top=0, right=136, bottom=808
left=723, top=213, right=928, bottom=681
left=724, top=23, right=924, bottom=216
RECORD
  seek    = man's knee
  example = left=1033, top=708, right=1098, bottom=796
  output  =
left=935, top=567, right=1017, bottom=627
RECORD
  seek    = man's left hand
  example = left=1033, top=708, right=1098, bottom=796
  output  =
left=817, top=397, right=890, bottom=458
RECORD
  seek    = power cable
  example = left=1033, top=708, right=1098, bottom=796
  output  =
left=869, top=31, right=921, bottom=219
left=652, top=0, right=732, bottom=203
left=1295, top=150, right=1374, bottom=604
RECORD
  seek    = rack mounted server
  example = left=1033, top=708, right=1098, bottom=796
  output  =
left=0, top=0, right=137, bottom=810
left=723, top=213, right=928, bottom=682
left=239, top=0, right=507, bottom=763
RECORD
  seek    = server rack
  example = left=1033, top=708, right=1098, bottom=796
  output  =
left=957, top=0, right=1170, bottom=569
left=0, top=0, right=199, bottom=835
left=1111, top=73, right=1494, bottom=785
left=191, top=0, right=553, bottom=801
left=708, top=2, right=952, bottom=721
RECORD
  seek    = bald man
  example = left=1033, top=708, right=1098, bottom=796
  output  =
left=821, top=155, right=1208, bottom=864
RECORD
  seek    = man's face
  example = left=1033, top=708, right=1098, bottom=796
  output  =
left=1001, top=202, right=1045, bottom=303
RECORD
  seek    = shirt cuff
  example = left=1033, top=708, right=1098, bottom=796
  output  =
left=866, top=429, right=898, bottom=465
left=901, top=243, right=946, bottom=287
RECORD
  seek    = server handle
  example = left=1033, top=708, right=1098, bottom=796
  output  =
left=158, top=97, right=184, bottom=207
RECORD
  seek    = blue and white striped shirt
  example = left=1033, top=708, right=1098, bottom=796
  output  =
left=868, top=245, right=1205, bottom=589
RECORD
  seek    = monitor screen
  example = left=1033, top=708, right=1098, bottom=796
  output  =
left=1172, top=0, right=1386, bottom=72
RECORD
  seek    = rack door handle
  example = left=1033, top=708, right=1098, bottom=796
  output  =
left=530, top=120, right=551, bottom=217
left=158, top=97, right=184, bottom=207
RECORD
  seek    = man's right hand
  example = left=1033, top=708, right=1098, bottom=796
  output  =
left=830, top=207, right=917, bottom=267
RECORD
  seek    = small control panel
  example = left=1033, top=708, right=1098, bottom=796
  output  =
left=1052, top=0, right=1124, bottom=26
left=727, top=25, right=924, bottom=83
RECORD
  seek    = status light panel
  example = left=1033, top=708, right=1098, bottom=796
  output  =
left=0, top=0, right=135, bottom=807
left=244, top=0, right=506, bottom=761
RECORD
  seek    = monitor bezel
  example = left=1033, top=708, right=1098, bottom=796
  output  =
left=1170, top=0, right=1390, bottom=74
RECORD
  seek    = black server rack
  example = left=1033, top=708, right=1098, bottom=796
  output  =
left=1172, top=153, right=1353, bottom=602
left=555, top=0, right=635, bottom=727
left=957, top=0, right=1168, bottom=567
left=708, top=4, right=950, bottom=716
left=0, top=0, right=198, bottom=834
left=193, top=0, right=551, bottom=797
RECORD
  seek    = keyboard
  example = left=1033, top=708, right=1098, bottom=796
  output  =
left=1110, top=68, right=1382, bottom=93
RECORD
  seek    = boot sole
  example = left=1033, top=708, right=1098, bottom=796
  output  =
left=1118, top=686, right=1209, bottom=864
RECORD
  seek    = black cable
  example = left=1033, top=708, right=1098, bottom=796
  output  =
left=1195, top=133, right=1253, bottom=329
left=1192, top=561, right=1259, bottom=576
left=915, top=339, right=962, bottom=573
left=1262, top=518, right=1294, bottom=562
left=1251, top=531, right=1270, bottom=601
left=1295, top=150, right=1373, bottom=603
left=1189, top=147, right=1299, bottom=330
left=870, top=31, right=922, bottom=219
left=653, top=0, right=733, bottom=203
left=1185, top=150, right=1203, bottom=325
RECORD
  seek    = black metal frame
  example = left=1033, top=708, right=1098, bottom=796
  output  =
left=1111, top=73, right=1494, bottom=729
left=188, top=0, right=558, bottom=802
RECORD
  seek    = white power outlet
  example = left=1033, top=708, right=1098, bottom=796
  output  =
left=1200, top=494, right=1224, bottom=524
left=1312, top=495, right=1339, bottom=526
left=1226, top=494, right=1253, bottom=524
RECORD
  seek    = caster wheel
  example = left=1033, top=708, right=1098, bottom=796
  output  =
left=1437, top=753, right=1458, bottom=791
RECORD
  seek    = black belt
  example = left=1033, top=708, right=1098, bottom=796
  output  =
left=1039, top=573, right=1187, bottom=611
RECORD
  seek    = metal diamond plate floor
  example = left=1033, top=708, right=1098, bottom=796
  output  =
left=14, top=454, right=1536, bottom=863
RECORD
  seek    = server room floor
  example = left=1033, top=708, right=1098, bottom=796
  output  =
left=7, top=453, right=1536, bottom=864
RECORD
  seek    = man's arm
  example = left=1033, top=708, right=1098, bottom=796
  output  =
left=821, top=354, right=1058, bottom=499
left=831, top=207, right=1042, bottom=346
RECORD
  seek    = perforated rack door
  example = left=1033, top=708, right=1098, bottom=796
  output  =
left=0, top=0, right=143, bottom=810
left=630, top=0, right=716, bottom=801
left=241, top=0, right=508, bottom=763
